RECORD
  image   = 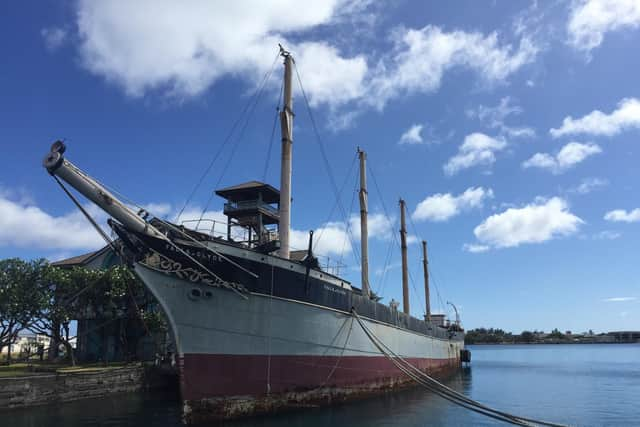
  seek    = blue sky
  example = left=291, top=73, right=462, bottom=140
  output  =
left=2, top=1, right=640, bottom=333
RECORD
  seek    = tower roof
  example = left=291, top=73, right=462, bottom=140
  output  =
left=215, top=180, right=280, bottom=203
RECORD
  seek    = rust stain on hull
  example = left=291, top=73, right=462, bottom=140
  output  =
left=182, top=363, right=460, bottom=423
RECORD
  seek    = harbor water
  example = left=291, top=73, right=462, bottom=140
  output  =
left=4, top=344, right=639, bottom=426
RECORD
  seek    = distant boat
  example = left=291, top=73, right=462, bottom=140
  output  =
left=43, top=46, right=464, bottom=423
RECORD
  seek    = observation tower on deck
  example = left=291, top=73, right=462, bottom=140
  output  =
left=215, top=180, right=281, bottom=253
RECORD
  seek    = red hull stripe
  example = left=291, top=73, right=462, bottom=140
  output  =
left=180, top=353, right=458, bottom=400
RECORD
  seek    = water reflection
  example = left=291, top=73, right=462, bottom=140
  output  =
left=3, top=344, right=640, bottom=427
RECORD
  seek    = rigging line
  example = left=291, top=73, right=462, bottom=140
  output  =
left=293, top=62, right=361, bottom=265
left=403, top=206, right=447, bottom=315
left=407, top=264, right=425, bottom=316
left=425, top=249, right=447, bottom=312
left=346, top=176, right=362, bottom=262
left=367, top=162, right=410, bottom=296
left=363, top=333, right=533, bottom=426
left=368, top=162, right=423, bottom=311
left=338, top=178, right=359, bottom=267
left=367, top=163, right=402, bottom=251
left=261, top=79, right=284, bottom=182
left=320, top=316, right=355, bottom=386
left=52, top=175, right=118, bottom=255
left=357, top=336, right=533, bottom=426
left=157, top=219, right=259, bottom=279
left=196, top=55, right=279, bottom=227
left=125, top=278, right=151, bottom=336
left=313, top=152, right=358, bottom=253
left=176, top=50, right=281, bottom=223
left=266, top=264, right=274, bottom=394
left=49, top=176, right=146, bottom=318
left=52, top=177, right=155, bottom=341
left=428, top=265, right=446, bottom=314
left=351, top=311, right=568, bottom=427
left=261, top=107, right=280, bottom=182
left=156, top=239, right=249, bottom=300
left=374, top=233, right=396, bottom=296
left=399, top=204, right=425, bottom=311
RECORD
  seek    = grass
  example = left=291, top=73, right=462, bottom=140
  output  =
left=0, top=363, right=39, bottom=378
left=0, top=361, right=139, bottom=378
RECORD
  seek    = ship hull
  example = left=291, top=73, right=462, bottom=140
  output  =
left=133, top=262, right=463, bottom=422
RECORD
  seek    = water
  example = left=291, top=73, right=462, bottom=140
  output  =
left=3, top=344, right=639, bottom=426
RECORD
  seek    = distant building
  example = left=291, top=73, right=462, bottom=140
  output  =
left=608, top=331, right=640, bottom=343
left=1, top=334, right=50, bottom=356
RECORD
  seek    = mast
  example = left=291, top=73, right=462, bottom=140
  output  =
left=399, top=198, right=409, bottom=315
left=358, top=148, right=370, bottom=297
left=422, top=240, right=431, bottom=322
left=278, top=46, right=293, bottom=259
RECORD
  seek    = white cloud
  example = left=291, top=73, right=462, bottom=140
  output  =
left=374, top=261, right=401, bottom=277
left=60, top=2, right=540, bottom=128
left=473, top=197, right=583, bottom=249
left=604, top=208, right=640, bottom=223
left=0, top=193, right=106, bottom=251
left=182, top=206, right=357, bottom=256
left=568, top=0, right=640, bottom=52
left=550, top=98, right=640, bottom=138
left=412, top=187, right=494, bottom=222
left=470, top=96, right=523, bottom=126
left=603, top=296, right=636, bottom=302
left=568, top=177, right=608, bottom=194
left=593, top=230, right=621, bottom=240
left=294, top=42, right=368, bottom=107
left=348, top=212, right=418, bottom=246
left=467, top=97, right=535, bottom=138
left=399, top=124, right=424, bottom=145
left=294, top=221, right=352, bottom=257
left=354, top=213, right=396, bottom=240
left=74, top=0, right=367, bottom=107
left=444, top=133, right=507, bottom=176
left=462, top=243, right=490, bottom=253
left=41, top=27, right=68, bottom=51
left=369, top=26, right=538, bottom=109
left=502, top=126, right=536, bottom=139
left=522, top=142, right=602, bottom=174
left=139, top=202, right=172, bottom=218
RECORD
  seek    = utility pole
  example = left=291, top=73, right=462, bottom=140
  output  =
left=358, top=148, right=370, bottom=297
left=422, top=240, right=431, bottom=322
left=278, top=46, right=293, bottom=259
left=399, top=198, right=409, bottom=315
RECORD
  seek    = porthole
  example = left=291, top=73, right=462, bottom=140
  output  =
left=204, top=290, right=213, bottom=299
left=189, top=288, right=202, bottom=300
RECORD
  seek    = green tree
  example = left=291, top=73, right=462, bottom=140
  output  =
left=0, top=259, right=43, bottom=363
left=549, top=328, right=565, bottom=340
left=520, top=330, right=535, bottom=343
left=28, top=264, right=87, bottom=365
left=1, top=258, right=165, bottom=365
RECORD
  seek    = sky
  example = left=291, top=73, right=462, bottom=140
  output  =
left=1, top=0, right=640, bottom=333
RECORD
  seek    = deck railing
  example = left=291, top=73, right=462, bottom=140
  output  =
left=223, top=200, right=278, bottom=216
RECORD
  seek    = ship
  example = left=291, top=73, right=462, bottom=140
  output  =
left=42, top=46, right=465, bottom=423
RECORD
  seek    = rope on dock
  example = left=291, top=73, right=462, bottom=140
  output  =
left=351, top=310, right=570, bottom=427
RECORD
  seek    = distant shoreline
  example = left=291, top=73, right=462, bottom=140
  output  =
left=467, top=341, right=639, bottom=345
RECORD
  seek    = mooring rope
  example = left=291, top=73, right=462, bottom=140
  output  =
left=351, top=310, right=569, bottom=427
